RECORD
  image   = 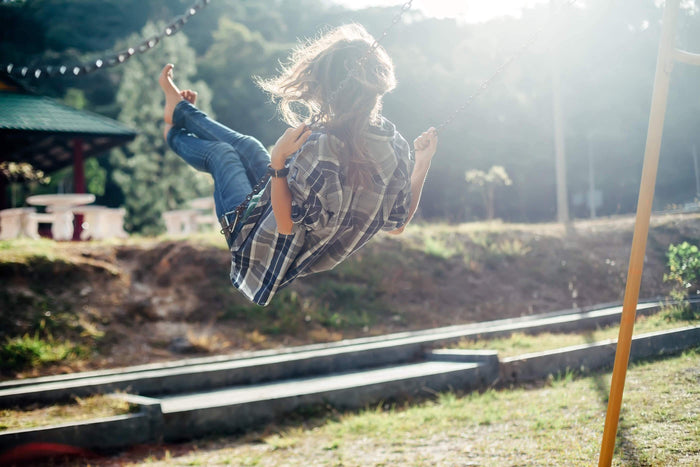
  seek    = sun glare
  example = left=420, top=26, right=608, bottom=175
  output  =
left=331, top=0, right=551, bottom=23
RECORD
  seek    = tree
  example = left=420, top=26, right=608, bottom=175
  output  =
left=465, top=166, right=512, bottom=220
left=109, top=21, right=214, bottom=235
left=0, top=162, right=50, bottom=208
left=197, top=17, right=288, bottom=145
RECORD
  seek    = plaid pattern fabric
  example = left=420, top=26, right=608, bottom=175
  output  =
left=229, top=118, right=414, bottom=306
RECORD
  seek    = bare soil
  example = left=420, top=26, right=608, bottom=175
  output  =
left=2, top=213, right=699, bottom=380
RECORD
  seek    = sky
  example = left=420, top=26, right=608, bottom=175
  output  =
left=329, top=0, right=552, bottom=24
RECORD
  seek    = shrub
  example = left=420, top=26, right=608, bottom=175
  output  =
left=663, top=242, right=700, bottom=320
left=0, top=334, right=85, bottom=373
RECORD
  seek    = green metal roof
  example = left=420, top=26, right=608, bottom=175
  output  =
left=0, top=92, right=135, bottom=135
left=0, top=91, right=137, bottom=174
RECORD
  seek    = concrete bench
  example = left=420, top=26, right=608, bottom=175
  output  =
left=27, top=211, right=66, bottom=239
left=73, top=206, right=128, bottom=240
left=195, top=213, right=219, bottom=231
left=0, top=207, right=37, bottom=240
left=162, top=209, right=198, bottom=236
left=190, top=197, right=218, bottom=231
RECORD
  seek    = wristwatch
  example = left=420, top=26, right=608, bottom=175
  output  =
left=267, top=164, right=290, bottom=178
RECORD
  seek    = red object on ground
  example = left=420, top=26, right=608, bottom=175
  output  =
left=0, top=442, right=98, bottom=464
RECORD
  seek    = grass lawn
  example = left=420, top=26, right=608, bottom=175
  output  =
left=0, top=395, right=134, bottom=432
left=113, top=347, right=700, bottom=466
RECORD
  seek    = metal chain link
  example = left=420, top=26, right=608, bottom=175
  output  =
left=1, top=0, right=211, bottom=80
left=436, top=0, right=577, bottom=131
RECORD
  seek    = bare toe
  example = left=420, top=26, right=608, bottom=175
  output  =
left=180, top=90, right=197, bottom=105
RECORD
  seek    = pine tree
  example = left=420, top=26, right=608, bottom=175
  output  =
left=110, top=21, right=214, bottom=235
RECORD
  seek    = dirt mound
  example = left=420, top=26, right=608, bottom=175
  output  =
left=2, top=213, right=698, bottom=379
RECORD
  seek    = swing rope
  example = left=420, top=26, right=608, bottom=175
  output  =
left=1, top=0, right=211, bottom=80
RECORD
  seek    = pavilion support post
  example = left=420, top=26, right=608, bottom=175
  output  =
left=73, top=138, right=86, bottom=194
left=72, top=138, right=86, bottom=240
left=597, top=0, right=679, bottom=465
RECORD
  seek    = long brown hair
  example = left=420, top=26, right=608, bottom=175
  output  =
left=256, top=24, right=397, bottom=186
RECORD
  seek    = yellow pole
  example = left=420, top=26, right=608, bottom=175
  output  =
left=598, top=0, right=679, bottom=465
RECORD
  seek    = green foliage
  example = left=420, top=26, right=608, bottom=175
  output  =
left=197, top=17, right=288, bottom=144
left=663, top=241, right=700, bottom=320
left=423, top=235, right=462, bottom=259
left=465, top=166, right=513, bottom=220
left=0, top=162, right=50, bottom=185
left=84, top=157, right=107, bottom=196
left=0, top=161, right=51, bottom=208
left=664, top=242, right=700, bottom=291
left=109, top=21, right=214, bottom=235
left=0, top=334, right=86, bottom=373
left=62, top=88, right=87, bottom=110
left=5, top=1, right=700, bottom=222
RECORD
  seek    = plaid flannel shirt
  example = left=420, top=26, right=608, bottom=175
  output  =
left=229, top=118, right=414, bottom=306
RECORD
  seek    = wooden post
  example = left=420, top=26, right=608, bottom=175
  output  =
left=551, top=0, right=570, bottom=231
left=597, top=0, right=679, bottom=465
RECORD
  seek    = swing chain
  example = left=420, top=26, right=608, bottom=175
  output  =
left=436, top=0, right=577, bottom=132
left=2, top=0, right=211, bottom=80
left=222, top=1, right=414, bottom=240
left=372, top=0, right=414, bottom=53
left=220, top=172, right=271, bottom=240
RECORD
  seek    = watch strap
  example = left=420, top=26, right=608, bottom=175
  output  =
left=267, top=164, right=290, bottom=178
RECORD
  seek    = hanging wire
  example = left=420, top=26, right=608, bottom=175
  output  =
left=1, top=0, right=211, bottom=80
left=436, top=0, right=578, bottom=131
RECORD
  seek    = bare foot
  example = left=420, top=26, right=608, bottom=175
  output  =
left=180, top=89, right=198, bottom=105
left=159, top=64, right=183, bottom=124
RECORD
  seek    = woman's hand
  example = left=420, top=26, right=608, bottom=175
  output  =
left=271, top=123, right=312, bottom=169
left=413, top=127, right=438, bottom=167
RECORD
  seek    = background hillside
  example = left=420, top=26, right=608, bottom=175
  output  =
left=2, top=213, right=699, bottom=380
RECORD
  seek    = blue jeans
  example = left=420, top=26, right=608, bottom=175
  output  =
left=166, top=101, right=271, bottom=230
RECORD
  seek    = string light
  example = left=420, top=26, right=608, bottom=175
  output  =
left=0, top=0, right=211, bottom=80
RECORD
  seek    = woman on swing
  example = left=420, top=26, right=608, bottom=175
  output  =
left=159, top=24, right=438, bottom=306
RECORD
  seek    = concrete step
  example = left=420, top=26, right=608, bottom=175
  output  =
left=1, top=326, right=696, bottom=452
left=159, top=358, right=498, bottom=441
left=1, top=300, right=663, bottom=391
left=0, top=301, right=662, bottom=407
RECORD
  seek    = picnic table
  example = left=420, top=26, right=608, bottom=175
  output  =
left=26, top=193, right=95, bottom=240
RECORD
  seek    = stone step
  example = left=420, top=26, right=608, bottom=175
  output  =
left=159, top=357, right=498, bottom=441
left=0, top=301, right=661, bottom=407
left=2, top=326, right=696, bottom=452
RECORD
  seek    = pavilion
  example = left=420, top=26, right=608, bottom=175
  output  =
left=0, top=73, right=137, bottom=209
